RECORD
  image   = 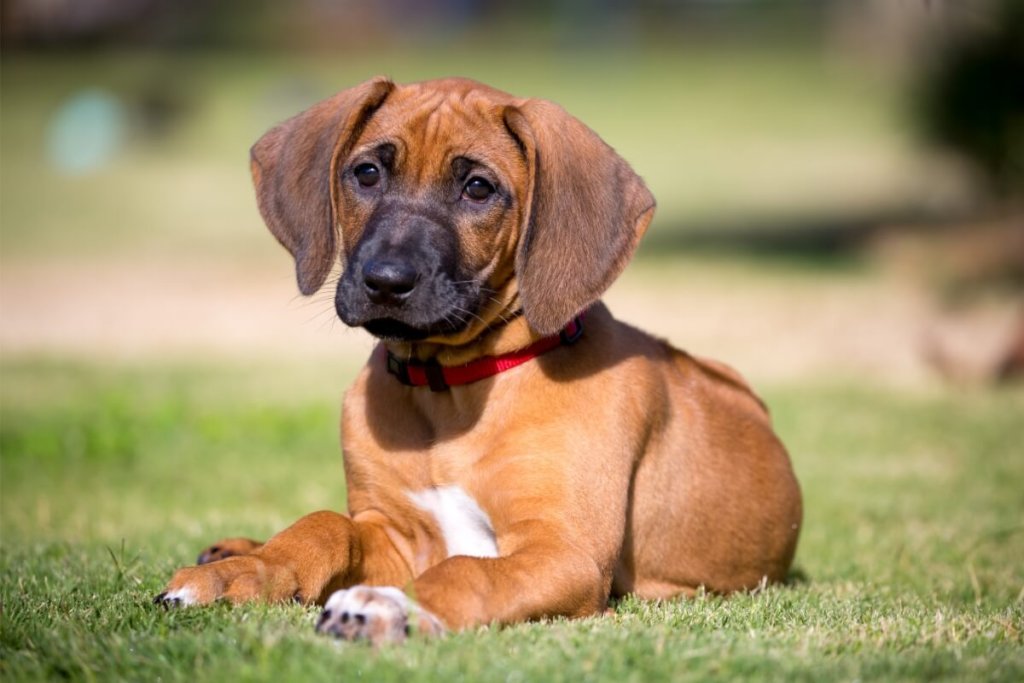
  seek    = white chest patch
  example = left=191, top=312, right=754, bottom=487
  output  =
left=407, top=485, right=499, bottom=559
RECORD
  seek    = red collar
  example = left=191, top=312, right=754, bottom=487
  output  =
left=383, top=316, right=584, bottom=392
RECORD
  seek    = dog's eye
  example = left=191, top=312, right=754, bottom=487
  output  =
left=462, top=177, right=495, bottom=202
left=354, top=163, right=380, bottom=188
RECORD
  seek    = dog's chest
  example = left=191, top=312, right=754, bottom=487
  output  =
left=406, top=485, right=498, bottom=559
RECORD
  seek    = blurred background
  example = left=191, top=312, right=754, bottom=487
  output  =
left=1, top=0, right=1022, bottom=384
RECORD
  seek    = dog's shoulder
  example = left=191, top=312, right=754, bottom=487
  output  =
left=600, top=315, right=770, bottom=423
left=673, top=348, right=771, bottom=420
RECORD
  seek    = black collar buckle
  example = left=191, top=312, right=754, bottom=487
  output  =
left=560, top=316, right=585, bottom=346
left=386, top=351, right=413, bottom=386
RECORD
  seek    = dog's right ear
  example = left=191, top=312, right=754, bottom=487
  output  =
left=250, top=77, right=394, bottom=295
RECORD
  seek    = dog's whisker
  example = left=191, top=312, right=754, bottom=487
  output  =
left=485, top=297, right=515, bottom=326
left=450, top=304, right=486, bottom=327
left=296, top=297, right=334, bottom=312
left=304, top=303, right=341, bottom=328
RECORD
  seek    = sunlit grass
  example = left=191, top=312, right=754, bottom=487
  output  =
left=1, top=360, right=1022, bottom=681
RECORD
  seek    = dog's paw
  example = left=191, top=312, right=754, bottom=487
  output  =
left=315, top=586, right=445, bottom=645
left=196, top=537, right=262, bottom=565
left=154, top=555, right=299, bottom=607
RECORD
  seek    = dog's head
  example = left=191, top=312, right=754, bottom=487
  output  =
left=251, top=77, right=655, bottom=342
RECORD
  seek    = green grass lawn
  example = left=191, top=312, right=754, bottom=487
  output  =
left=1, top=360, right=1021, bottom=681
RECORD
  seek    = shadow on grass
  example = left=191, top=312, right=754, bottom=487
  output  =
left=639, top=206, right=978, bottom=265
left=785, top=565, right=810, bottom=586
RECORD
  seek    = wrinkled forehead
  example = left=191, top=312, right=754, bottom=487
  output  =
left=354, top=82, right=525, bottom=176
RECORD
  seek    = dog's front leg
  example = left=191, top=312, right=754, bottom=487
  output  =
left=316, top=530, right=607, bottom=644
left=155, top=511, right=411, bottom=606
left=414, top=535, right=607, bottom=628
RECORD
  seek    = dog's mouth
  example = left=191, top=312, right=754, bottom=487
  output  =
left=360, top=312, right=478, bottom=343
left=362, top=318, right=431, bottom=342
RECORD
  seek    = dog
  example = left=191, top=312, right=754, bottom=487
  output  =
left=155, top=77, right=802, bottom=644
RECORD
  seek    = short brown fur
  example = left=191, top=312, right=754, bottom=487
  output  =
left=160, top=77, right=802, bottom=640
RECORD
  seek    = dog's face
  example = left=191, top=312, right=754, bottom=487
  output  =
left=331, top=83, right=530, bottom=342
left=251, top=77, right=655, bottom=342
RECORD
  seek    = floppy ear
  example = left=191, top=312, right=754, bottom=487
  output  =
left=503, top=100, right=655, bottom=335
left=250, top=77, right=394, bottom=295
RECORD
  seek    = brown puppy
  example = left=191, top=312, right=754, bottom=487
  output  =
left=156, top=77, right=802, bottom=643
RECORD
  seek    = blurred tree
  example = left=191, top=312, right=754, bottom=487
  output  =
left=919, top=0, right=1024, bottom=197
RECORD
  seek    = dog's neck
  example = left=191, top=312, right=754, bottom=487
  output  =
left=383, top=310, right=541, bottom=367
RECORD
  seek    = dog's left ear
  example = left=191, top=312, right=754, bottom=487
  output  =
left=251, top=77, right=394, bottom=295
left=503, top=100, right=656, bottom=335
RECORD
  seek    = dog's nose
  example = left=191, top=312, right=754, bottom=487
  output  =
left=363, top=260, right=418, bottom=305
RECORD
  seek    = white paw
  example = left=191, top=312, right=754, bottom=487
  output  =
left=315, top=586, right=445, bottom=644
left=153, top=586, right=198, bottom=607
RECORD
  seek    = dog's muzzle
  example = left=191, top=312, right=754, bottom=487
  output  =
left=334, top=214, right=483, bottom=342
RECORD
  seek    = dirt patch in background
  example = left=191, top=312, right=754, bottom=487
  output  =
left=2, top=256, right=1018, bottom=387
left=1, top=257, right=375, bottom=362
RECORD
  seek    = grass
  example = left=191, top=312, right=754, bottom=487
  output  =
left=1, top=360, right=1022, bottom=681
